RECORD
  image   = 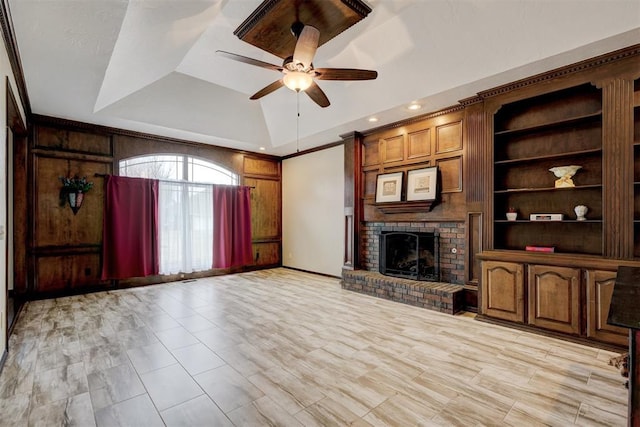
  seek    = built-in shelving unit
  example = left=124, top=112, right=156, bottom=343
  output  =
left=493, top=83, right=603, bottom=255
left=476, top=47, right=640, bottom=346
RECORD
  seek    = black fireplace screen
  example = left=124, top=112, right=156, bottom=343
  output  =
left=379, top=232, right=439, bottom=281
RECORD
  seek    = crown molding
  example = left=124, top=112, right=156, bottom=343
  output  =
left=477, top=43, right=640, bottom=100
left=358, top=104, right=465, bottom=137
left=32, top=114, right=282, bottom=161
left=0, top=0, right=30, bottom=116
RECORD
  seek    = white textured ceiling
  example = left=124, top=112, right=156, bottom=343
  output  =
left=8, top=0, right=640, bottom=156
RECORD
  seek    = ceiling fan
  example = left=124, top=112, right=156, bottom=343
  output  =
left=217, top=22, right=377, bottom=108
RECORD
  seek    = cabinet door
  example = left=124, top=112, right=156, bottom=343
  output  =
left=586, top=270, right=629, bottom=346
left=481, top=261, right=524, bottom=322
left=528, top=265, right=580, bottom=334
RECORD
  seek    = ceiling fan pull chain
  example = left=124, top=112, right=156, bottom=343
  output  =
left=297, top=91, right=300, bottom=153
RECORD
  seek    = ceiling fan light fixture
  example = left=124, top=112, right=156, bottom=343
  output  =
left=283, top=71, right=313, bottom=92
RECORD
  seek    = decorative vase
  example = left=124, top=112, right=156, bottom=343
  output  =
left=506, top=212, right=517, bottom=221
left=574, top=204, right=588, bottom=221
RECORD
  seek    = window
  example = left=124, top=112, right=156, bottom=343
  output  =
left=119, top=154, right=238, bottom=185
left=119, top=154, right=238, bottom=274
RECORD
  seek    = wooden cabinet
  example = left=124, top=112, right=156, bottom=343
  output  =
left=481, top=261, right=524, bottom=322
left=527, top=265, right=580, bottom=334
left=586, top=270, right=629, bottom=346
left=478, top=253, right=638, bottom=345
left=492, top=84, right=603, bottom=255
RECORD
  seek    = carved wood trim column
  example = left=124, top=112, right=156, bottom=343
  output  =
left=462, top=97, right=489, bottom=294
left=482, top=102, right=500, bottom=251
left=600, top=77, right=634, bottom=259
left=342, top=132, right=363, bottom=270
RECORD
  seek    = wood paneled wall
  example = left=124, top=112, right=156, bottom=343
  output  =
left=360, top=107, right=467, bottom=222
left=25, top=116, right=281, bottom=296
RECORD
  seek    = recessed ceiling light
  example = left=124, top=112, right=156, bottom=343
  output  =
left=368, top=117, right=379, bottom=122
left=259, top=147, right=266, bottom=151
left=407, top=103, right=422, bottom=111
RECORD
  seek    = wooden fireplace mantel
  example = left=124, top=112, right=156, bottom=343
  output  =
left=373, top=200, right=437, bottom=214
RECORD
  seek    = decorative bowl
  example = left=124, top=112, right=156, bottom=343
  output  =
left=549, top=165, right=582, bottom=188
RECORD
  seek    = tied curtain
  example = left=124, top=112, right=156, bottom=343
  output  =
left=213, top=185, right=253, bottom=268
left=101, top=175, right=159, bottom=280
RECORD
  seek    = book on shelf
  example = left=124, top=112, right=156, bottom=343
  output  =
left=525, top=245, right=555, bottom=253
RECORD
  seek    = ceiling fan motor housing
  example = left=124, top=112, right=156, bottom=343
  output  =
left=290, top=21, right=305, bottom=39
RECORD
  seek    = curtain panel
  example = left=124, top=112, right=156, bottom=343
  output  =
left=158, top=182, right=213, bottom=274
left=101, top=175, right=159, bottom=280
left=213, top=185, right=253, bottom=268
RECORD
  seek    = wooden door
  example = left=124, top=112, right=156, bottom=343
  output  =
left=586, top=269, right=629, bottom=346
left=244, top=155, right=281, bottom=268
left=528, top=264, right=580, bottom=334
left=481, top=261, right=524, bottom=322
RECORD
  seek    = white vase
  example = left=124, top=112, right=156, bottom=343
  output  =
left=506, top=212, right=517, bottom=221
left=574, top=205, right=588, bottom=221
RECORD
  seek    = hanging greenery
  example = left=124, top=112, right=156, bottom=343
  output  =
left=59, top=175, right=94, bottom=193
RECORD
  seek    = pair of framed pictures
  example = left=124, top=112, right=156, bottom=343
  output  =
left=375, top=166, right=438, bottom=203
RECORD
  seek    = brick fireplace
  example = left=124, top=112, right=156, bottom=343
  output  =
left=341, top=221, right=465, bottom=314
left=362, top=221, right=465, bottom=284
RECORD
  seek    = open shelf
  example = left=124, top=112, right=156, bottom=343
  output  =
left=494, top=148, right=601, bottom=165
left=495, top=219, right=602, bottom=223
left=494, top=184, right=602, bottom=194
left=494, top=111, right=602, bottom=137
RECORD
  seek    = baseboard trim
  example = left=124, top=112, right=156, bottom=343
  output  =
left=475, top=314, right=626, bottom=352
left=282, top=266, right=341, bottom=279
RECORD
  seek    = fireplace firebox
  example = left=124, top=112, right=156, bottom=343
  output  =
left=379, top=232, right=439, bottom=281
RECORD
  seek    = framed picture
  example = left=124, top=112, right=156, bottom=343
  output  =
left=406, top=166, right=438, bottom=201
left=375, top=172, right=403, bottom=203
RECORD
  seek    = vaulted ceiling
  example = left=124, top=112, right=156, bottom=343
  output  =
left=8, top=0, right=640, bottom=156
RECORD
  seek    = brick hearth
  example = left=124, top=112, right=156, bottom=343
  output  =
left=341, top=270, right=464, bottom=315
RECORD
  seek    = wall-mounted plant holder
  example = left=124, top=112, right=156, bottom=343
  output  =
left=59, top=175, right=93, bottom=215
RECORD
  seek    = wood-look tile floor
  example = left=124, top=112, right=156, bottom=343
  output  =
left=0, top=268, right=628, bottom=426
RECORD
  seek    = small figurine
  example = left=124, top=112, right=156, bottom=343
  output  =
left=574, top=205, right=588, bottom=221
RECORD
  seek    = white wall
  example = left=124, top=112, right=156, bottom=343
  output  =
left=282, top=145, right=344, bottom=277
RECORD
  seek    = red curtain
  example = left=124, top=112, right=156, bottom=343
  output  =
left=212, top=185, right=253, bottom=268
left=101, top=175, right=159, bottom=279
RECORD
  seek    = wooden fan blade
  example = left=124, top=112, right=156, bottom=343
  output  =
left=216, top=50, right=283, bottom=72
left=304, top=81, right=330, bottom=108
left=293, top=25, right=320, bottom=70
left=250, top=80, right=284, bottom=100
left=314, top=68, right=378, bottom=81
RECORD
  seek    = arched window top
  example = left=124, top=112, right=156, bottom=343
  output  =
left=119, top=154, right=238, bottom=185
